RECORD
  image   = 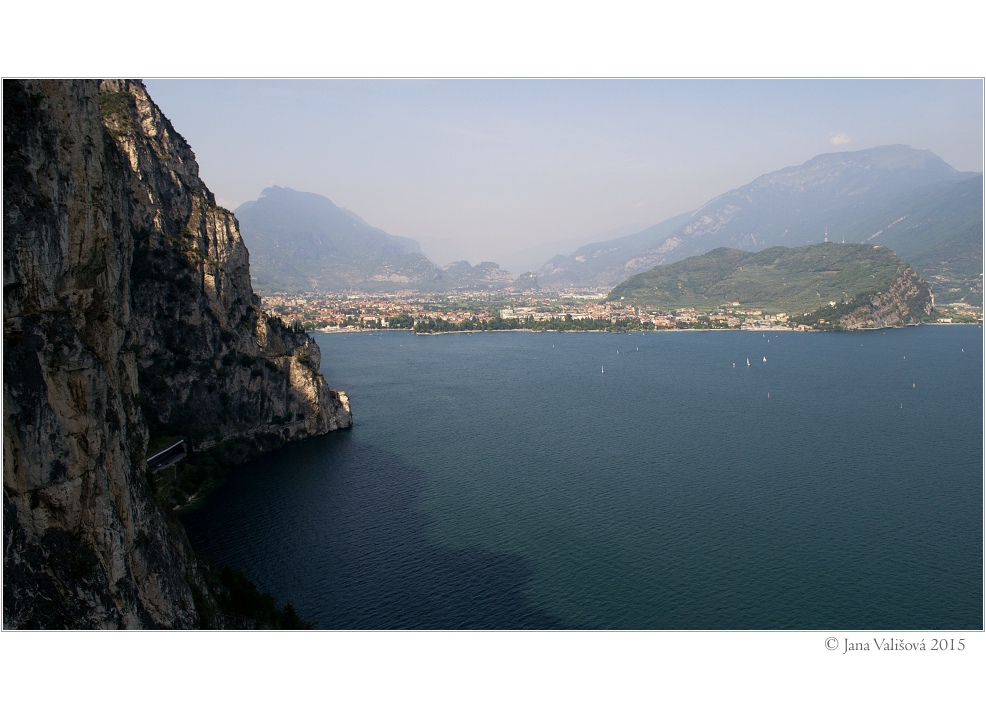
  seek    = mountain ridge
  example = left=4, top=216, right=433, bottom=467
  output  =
left=236, top=186, right=523, bottom=292
left=233, top=146, right=980, bottom=301
left=537, top=145, right=981, bottom=296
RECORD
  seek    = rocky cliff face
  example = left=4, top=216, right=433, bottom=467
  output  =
left=834, top=265, right=933, bottom=330
left=3, top=79, right=351, bottom=628
left=98, top=79, right=351, bottom=451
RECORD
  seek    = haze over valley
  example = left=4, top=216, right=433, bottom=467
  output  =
left=232, top=144, right=982, bottom=311
left=144, top=79, right=983, bottom=271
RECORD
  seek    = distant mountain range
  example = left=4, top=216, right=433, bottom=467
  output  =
left=536, top=145, right=981, bottom=304
left=233, top=146, right=981, bottom=305
left=235, top=187, right=518, bottom=292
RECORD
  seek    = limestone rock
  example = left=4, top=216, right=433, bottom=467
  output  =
left=3, top=79, right=350, bottom=628
left=834, top=265, right=933, bottom=330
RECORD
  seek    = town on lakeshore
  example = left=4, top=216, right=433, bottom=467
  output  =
left=259, top=288, right=984, bottom=334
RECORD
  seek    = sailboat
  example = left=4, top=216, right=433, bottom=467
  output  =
left=763, top=356, right=767, bottom=362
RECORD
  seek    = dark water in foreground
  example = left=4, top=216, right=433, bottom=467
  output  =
left=182, top=326, right=983, bottom=629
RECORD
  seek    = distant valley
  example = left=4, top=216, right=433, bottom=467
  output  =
left=236, top=145, right=982, bottom=309
left=236, top=187, right=523, bottom=292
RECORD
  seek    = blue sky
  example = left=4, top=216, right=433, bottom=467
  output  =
left=144, top=79, right=984, bottom=272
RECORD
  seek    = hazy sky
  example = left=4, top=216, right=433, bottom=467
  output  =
left=144, top=79, right=983, bottom=272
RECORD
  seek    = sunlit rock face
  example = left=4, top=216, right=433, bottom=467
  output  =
left=3, top=79, right=350, bottom=628
left=833, top=265, right=933, bottom=330
left=99, top=79, right=351, bottom=448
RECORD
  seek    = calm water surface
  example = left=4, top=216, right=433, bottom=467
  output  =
left=182, top=326, right=983, bottom=629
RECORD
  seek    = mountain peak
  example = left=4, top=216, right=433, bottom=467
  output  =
left=754, top=145, right=961, bottom=191
left=253, top=185, right=339, bottom=209
left=813, top=144, right=957, bottom=171
left=235, top=188, right=519, bottom=292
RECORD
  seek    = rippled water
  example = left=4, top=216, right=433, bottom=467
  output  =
left=182, top=326, right=983, bottom=629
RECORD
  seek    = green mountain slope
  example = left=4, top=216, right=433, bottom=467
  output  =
left=608, top=243, right=931, bottom=325
left=845, top=175, right=982, bottom=305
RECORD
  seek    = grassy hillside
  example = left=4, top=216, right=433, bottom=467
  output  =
left=608, top=243, right=911, bottom=315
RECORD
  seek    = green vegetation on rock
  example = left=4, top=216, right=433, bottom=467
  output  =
left=97, top=90, right=136, bottom=135
left=213, top=567, right=313, bottom=629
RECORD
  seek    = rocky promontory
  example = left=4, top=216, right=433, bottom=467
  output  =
left=608, top=243, right=933, bottom=330
left=3, top=79, right=351, bottom=628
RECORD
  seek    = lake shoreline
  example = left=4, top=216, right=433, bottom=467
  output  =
left=316, top=322, right=981, bottom=336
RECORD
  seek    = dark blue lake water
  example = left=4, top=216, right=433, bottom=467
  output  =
left=182, top=326, right=983, bottom=629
